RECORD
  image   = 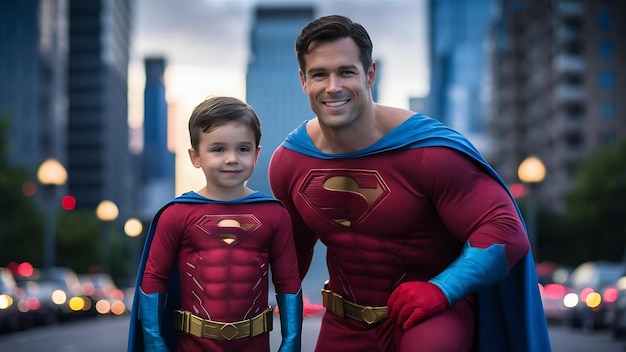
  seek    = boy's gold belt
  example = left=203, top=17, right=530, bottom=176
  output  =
left=173, top=307, right=273, bottom=340
left=321, top=283, right=388, bottom=325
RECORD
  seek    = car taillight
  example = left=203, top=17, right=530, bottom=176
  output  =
left=603, top=287, right=619, bottom=303
left=579, top=287, right=595, bottom=302
left=544, top=284, right=567, bottom=299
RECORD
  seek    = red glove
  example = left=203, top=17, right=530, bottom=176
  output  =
left=387, top=281, right=449, bottom=330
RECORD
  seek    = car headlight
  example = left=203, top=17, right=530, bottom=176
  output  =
left=0, top=294, right=13, bottom=309
left=563, top=292, right=578, bottom=308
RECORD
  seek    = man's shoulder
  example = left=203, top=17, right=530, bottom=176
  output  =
left=375, top=104, right=416, bottom=131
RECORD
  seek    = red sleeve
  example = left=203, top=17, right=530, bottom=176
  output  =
left=269, top=146, right=318, bottom=280
left=418, top=147, right=530, bottom=269
left=140, top=205, right=182, bottom=293
left=268, top=205, right=302, bottom=294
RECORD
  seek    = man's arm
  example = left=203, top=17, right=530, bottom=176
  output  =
left=388, top=148, right=530, bottom=330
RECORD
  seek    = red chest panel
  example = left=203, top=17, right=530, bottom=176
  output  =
left=299, top=169, right=390, bottom=228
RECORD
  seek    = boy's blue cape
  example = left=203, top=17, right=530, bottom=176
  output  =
left=280, top=114, right=551, bottom=351
left=127, top=191, right=279, bottom=351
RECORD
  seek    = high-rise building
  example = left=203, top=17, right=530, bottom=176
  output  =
left=425, top=0, right=494, bottom=156
left=66, top=0, right=135, bottom=221
left=141, top=57, right=174, bottom=218
left=0, top=0, right=68, bottom=173
left=245, top=6, right=381, bottom=194
left=488, top=0, right=626, bottom=211
left=245, top=6, right=315, bottom=194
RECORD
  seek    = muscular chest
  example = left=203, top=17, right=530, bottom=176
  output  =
left=161, top=203, right=277, bottom=257
left=185, top=213, right=264, bottom=247
left=291, top=154, right=439, bottom=238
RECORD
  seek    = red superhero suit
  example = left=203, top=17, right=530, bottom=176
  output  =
left=139, top=193, right=301, bottom=352
left=269, top=115, right=550, bottom=351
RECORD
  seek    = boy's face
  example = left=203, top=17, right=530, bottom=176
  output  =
left=188, top=121, right=260, bottom=197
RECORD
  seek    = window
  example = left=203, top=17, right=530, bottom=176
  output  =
left=599, top=41, right=614, bottom=60
left=599, top=71, right=614, bottom=90
left=601, top=101, right=615, bottom=121
left=598, top=11, right=613, bottom=30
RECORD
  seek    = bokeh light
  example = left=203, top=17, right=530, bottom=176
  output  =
left=61, top=195, right=77, bottom=210
left=17, top=262, right=34, bottom=277
left=22, top=181, right=37, bottom=197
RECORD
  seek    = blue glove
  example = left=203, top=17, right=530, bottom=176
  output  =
left=276, top=289, right=303, bottom=352
left=429, top=242, right=509, bottom=306
left=138, top=288, right=169, bottom=352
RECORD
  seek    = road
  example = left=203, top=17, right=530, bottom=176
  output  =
left=0, top=315, right=624, bottom=351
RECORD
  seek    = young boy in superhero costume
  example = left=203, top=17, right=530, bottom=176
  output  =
left=128, top=96, right=303, bottom=352
left=268, top=15, right=551, bottom=351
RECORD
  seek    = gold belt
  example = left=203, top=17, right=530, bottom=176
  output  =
left=321, top=284, right=388, bottom=325
left=173, top=307, right=273, bottom=340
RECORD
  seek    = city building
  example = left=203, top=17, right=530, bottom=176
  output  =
left=0, top=0, right=68, bottom=176
left=0, top=0, right=138, bottom=237
left=245, top=5, right=380, bottom=194
left=66, top=0, right=136, bottom=221
left=487, top=0, right=626, bottom=211
left=424, top=0, right=494, bottom=157
left=245, top=5, right=315, bottom=194
left=140, top=57, right=174, bottom=218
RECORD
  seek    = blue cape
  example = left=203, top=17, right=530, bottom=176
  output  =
left=127, top=191, right=279, bottom=352
left=281, top=114, right=551, bottom=351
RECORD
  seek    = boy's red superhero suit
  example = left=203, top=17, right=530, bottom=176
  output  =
left=127, top=191, right=302, bottom=352
left=268, top=114, right=551, bottom=351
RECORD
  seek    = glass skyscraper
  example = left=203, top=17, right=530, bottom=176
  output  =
left=245, top=6, right=315, bottom=194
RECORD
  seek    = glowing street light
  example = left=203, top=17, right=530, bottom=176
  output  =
left=96, top=200, right=118, bottom=274
left=124, top=218, right=143, bottom=238
left=518, top=157, right=546, bottom=184
left=124, top=217, right=143, bottom=284
left=37, top=158, right=67, bottom=268
left=518, top=156, right=546, bottom=258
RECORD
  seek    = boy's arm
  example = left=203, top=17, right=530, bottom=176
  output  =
left=138, top=288, right=169, bottom=351
left=276, top=289, right=303, bottom=352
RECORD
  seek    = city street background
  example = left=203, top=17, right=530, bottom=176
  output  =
left=0, top=315, right=624, bottom=352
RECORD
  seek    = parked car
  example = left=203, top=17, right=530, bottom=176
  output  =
left=565, top=261, right=623, bottom=330
left=37, top=267, right=91, bottom=320
left=0, top=267, right=23, bottom=332
left=14, top=275, right=63, bottom=326
left=79, top=273, right=126, bottom=316
left=603, top=276, right=625, bottom=338
left=536, top=262, right=574, bottom=323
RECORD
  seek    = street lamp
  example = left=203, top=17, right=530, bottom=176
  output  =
left=124, top=218, right=142, bottom=238
left=517, top=156, right=546, bottom=258
left=96, top=200, right=118, bottom=274
left=37, top=158, right=67, bottom=268
left=124, top=218, right=143, bottom=286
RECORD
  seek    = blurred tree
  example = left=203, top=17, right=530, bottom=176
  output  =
left=55, top=210, right=102, bottom=273
left=107, top=229, right=132, bottom=286
left=535, top=206, right=575, bottom=266
left=563, top=139, right=626, bottom=264
left=0, top=110, right=45, bottom=266
left=0, top=110, right=110, bottom=275
left=57, top=209, right=132, bottom=285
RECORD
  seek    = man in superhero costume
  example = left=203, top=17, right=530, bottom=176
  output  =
left=128, top=96, right=302, bottom=352
left=268, top=15, right=551, bottom=351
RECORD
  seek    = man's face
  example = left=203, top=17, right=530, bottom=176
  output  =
left=299, top=37, right=375, bottom=129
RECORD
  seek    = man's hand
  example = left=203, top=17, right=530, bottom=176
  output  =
left=387, top=281, right=448, bottom=330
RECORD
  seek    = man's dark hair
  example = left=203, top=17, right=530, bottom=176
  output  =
left=295, top=15, right=373, bottom=77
